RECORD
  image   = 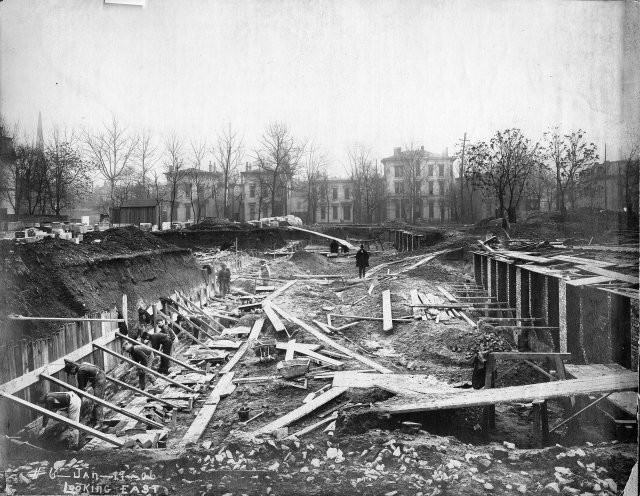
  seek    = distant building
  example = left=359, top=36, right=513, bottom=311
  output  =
left=240, top=163, right=292, bottom=221
left=164, top=166, right=226, bottom=223
left=317, top=178, right=354, bottom=224
left=110, top=198, right=163, bottom=225
left=574, top=160, right=639, bottom=212
left=380, top=146, right=455, bottom=222
left=0, top=135, right=17, bottom=217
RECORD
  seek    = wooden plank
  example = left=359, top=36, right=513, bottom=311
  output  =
left=491, top=352, right=571, bottom=360
left=93, top=344, right=195, bottom=393
left=248, top=318, right=264, bottom=341
left=567, top=275, right=617, bottom=287
left=253, top=386, right=348, bottom=435
left=410, top=290, right=422, bottom=320
left=0, top=391, right=124, bottom=447
left=263, top=280, right=297, bottom=303
left=116, top=332, right=203, bottom=374
left=328, top=314, right=412, bottom=323
left=274, top=343, right=321, bottom=352
left=287, top=226, right=357, bottom=250
left=437, top=286, right=476, bottom=327
left=105, top=375, right=179, bottom=409
left=168, top=298, right=221, bottom=338
left=180, top=372, right=235, bottom=445
left=263, top=302, right=287, bottom=333
left=284, top=340, right=296, bottom=361
left=382, top=290, right=393, bottom=332
left=276, top=342, right=342, bottom=369
left=7, top=316, right=125, bottom=323
left=575, top=265, right=638, bottom=285
left=271, top=304, right=393, bottom=374
left=156, top=310, right=211, bottom=349
left=332, top=372, right=463, bottom=396
left=550, top=255, right=617, bottom=267
left=378, top=372, right=638, bottom=414
left=0, top=331, right=118, bottom=395
left=41, top=374, right=163, bottom=429
left=285, top=413, right=338, bottom=440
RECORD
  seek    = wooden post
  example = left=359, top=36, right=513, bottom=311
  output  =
left=0, top=391, right=124, bottom=447
left=382, top=290, right=393, bottom=332
left=122, top=294, right=128, bottom=328
left=153, top=305, right=158, bottom=333
left=40, top=374, right=164, bottom=429
left=93, top=343, right=195, bottom=393
left=481, top=354, right=496, bottom=434
left=156, top=310, right=210, bottom=349
left=105, top=375, right=179, bottom=409
left=532, top=399, right=550, bottom=447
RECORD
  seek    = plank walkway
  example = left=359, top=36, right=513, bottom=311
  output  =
left=377, top=372, right=638, bottom=414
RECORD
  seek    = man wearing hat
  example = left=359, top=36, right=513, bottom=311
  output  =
left=355, top=244, right=370, bottom=278
left=64, top=360, right=106, bottom=428
left=217, top=263, right=231, bottom=297
left=37, top=390, right=82, bottom=448
left=122, top=342, right=154, bottom=390
left=140, top=331, right=173, bottom=375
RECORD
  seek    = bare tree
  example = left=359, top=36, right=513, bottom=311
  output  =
left=84, top=117, right=139, bottom=206
left=254, top=123, right=304, bottom=217
left=163, top=133, right=187, bottom=224
left=13, top=139, right=48, bottom=216
left=213, top=125, right=243, bottom=218
left=45, top=127, right=91, bottom=215
left=544, top=128, right=598, bottom=221
left=346, top=146, right=385, bottom=223
left=188, top=139, right=208, bottom=222
left=137, top=129, right=158, bottom=198
left=621, top=139, right=639, bottom=227
left=301, top=143, right=327, bottom=223
left=399, top=145, right=425, bottom=223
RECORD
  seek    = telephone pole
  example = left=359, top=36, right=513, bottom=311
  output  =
left=459, top=133, right=467, bottom=223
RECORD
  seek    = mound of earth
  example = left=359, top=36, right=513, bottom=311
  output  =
left=288, top=251, right=338, bottom=274
left=187, top=218, right=251, bottom=231
left=82, top=225, right=172, bottom=251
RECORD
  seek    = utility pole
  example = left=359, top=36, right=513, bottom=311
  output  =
left=459, top=133, right=467, bottom=223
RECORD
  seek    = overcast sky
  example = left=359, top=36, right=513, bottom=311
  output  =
left=0, top=0, right=635, bottom=172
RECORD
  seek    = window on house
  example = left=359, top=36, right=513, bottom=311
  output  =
left=249, top=204, right=256, bottom=220
left=395, top=201, right=401, bottom=219
left=438, top=164, right=445, bottom=177
left=332, top=206, right=338, bottom=220
left=249, top=184, right=256, bottom=198
left=428, top=201, right=434, bottom=219
left=332, top=188, right=338, bottom=200
left=343, top=205, right=351, bottom=221
left=321, top=207, right=326, bottom=220
left=185, top=183, right=192, bottom=198
left=344, top=187, right=350, bottom=200
left=428, top=164, right=434, bottom=176
left=185, top=204, right=191, bottom=220
left=394, top=165, right=404, bottom=178
left=394, top=182, right=404, bottom=194
left=428, top=181, right=434, bottom=195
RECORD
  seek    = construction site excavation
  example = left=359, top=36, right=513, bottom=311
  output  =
left=0, top=220, right=637, bottom=496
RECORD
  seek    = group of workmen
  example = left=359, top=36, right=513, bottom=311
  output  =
left=36, top=323, right=176, bottom=449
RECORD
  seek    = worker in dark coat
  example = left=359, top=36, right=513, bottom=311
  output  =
left=141, top=331, right=173, bottom=375
left=122, top=342, right=154, bottom=390
left=217, top=263, right=231, bottom=296
left=355, top=244, right=370, bottom=278
left=64, top=360, right=106, bottom=427
left=37, top=391, right=82, bottom=448
left=329, top=239, right=339, bottom=254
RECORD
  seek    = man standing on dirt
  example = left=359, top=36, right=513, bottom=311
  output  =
left=141, top=331, right=173, bottom=375
left=37, top=391, right=82, bottom=449
left=64, top=360, right=106, bottom=429
left=355, top=244, right=369, bottom=279
left=329, top=239, right=339, bottom=254
left=258, top=260, right=271, bottom=287
left=122, top=342, right=155, bottom=390
left=217, top=263, right=231, bottom=297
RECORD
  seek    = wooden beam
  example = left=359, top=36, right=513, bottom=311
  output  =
left=575, top=265, right=638, bottom=285
left=285, top=413, right=338, bottom=440
left=287, top=226, right=357, bottom=250
left=156, top=310, right=211, bottom=349
left=382, top=290, right=393, bottom=332
left=566, top=275, right=617, bottom=287
left=263, top=301, right=287, bottom=333
left=263, top=280, right=297, bottom=303
left=0, top=391, right=124, bottom=447
left=105, top=375, right=179, bottom=409
left=378, top=372, right=637, bottom=414
left=116, top=332, right=203, bottom=374
left=40, top=374, right=163, bottom=429
left=0, top=331, right=117, bottom=395
left=180, top=372, right=235, bottom=445
left=278, top=340, right=343, bottom=369
left=8, top=315, right=125, bottom=323
left=93, top=343, right=195, bottom=393
left=168, top=298, right=221, bottom=338
left=271, top=304, right=393, bottom=374
left=437, top=286, right=476, bottom=327
left=328, top=314, right=412, bottom=323
left=253, top=386, right=348, bottom=435
left=284, top=340, right=296, bottom=361
left=490, top=352, right=571, bottom=361
left=218, top=320, right=265, bottom=376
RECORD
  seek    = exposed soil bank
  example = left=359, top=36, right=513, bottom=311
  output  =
left=0, top=227, right=206, bottom=340
left=154, top=228, right=286, bottom=250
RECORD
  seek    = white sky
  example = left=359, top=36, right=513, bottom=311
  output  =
left=0, top=0, right=632, bottom=173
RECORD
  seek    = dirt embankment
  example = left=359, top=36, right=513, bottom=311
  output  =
left=154, top=227, right=286, bottom=251
left=0, top=227, right=206, bottom=340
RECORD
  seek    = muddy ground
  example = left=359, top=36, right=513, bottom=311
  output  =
left=1, top=223, right=637, bottom=495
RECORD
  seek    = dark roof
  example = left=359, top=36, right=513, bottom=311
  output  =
left=120, top=199, right=157, bottom=208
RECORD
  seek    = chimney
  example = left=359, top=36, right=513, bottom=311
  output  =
left=208, top=161, right=213, bottom=172
left=246, top=161, right=250, bottom=171
left=394, top=147, right=401, bottom=156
